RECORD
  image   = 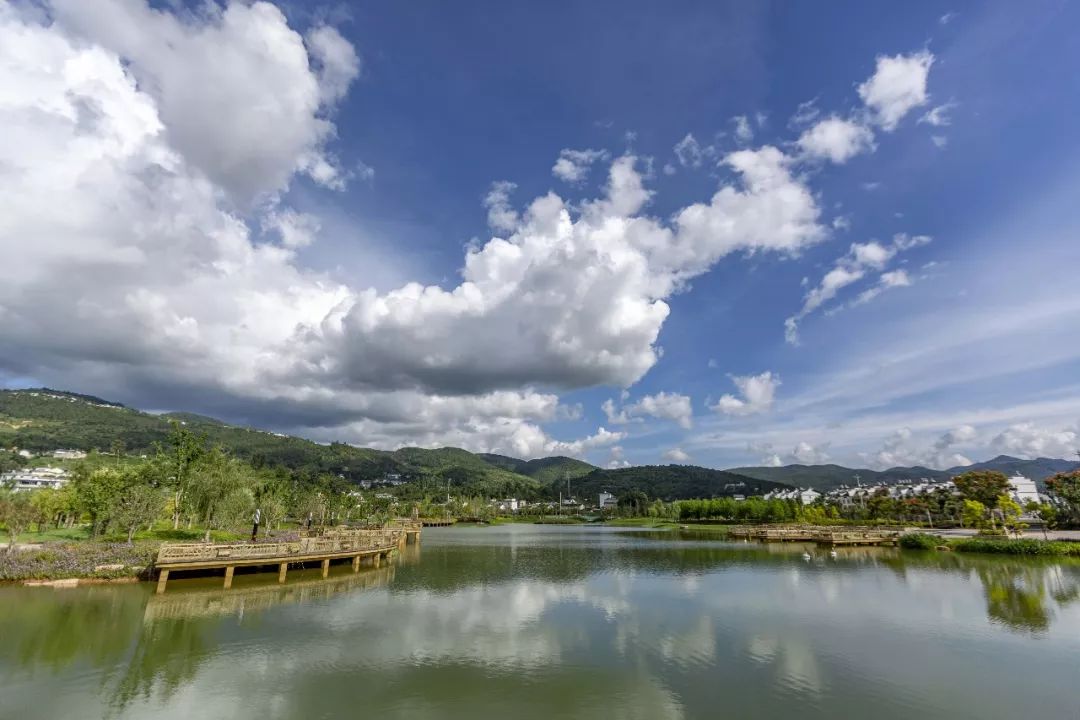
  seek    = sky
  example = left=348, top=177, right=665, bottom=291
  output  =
left=1, top=0, right=1079, bottom=470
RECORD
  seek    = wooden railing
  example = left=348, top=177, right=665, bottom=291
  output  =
left=157, top=529, right=401, bottom=566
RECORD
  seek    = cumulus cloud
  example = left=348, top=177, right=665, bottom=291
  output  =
left=0, top=6, right=935, bottom=458
left=790, top=441, right=830, bottom=464
left=991, top=422, right=1078, bottom=460
left=603, top=392, right=693, bottom=429
left=857, top=50, right=935, bottom=131
left=484, top=181, right=520, bottom=233
left=663, top=447, right=691, bottom=463
left=919, top=102, right=955, bottom=127
left=552, top=148, right=608, bottom=184
left=785, top=234, right=931, bottom=343
left=712, top=372, right=780, bottom=416
left=864, top=425, right=976, bottom=470
left=797, top=116, right=876, bottom=164
left=45, top=0, right=357, bottom=206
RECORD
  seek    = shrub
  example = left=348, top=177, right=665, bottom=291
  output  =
left=951, top=538, right=1080, bottom=557
left=899, top=533, right=938, bottom=550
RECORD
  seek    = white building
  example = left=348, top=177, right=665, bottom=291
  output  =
left=494, top=498, right=523, bottom=513
left=51, top=449, right=87, bottom=460
left=599, top=492, right=617, bottom=510
left=764, top=487, right=821, bottom=505
left=1, top=466, right=70, bottom=492
left=1008, top=474, right=1041, bottom=507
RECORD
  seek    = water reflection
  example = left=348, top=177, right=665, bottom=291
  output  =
left=1, top=527, right=1079, bottom=720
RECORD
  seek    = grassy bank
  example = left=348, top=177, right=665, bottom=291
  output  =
left=0, top=542, right=157, bottom=581
left=901, top=533, right=1080, bottom=557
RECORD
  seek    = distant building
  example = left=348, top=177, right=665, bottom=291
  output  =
left=51, top=449, right=87, bottom=460
left=1, top=466, right=70, bottom=492
left=764, top=487, right=821, bottom=505
left=598, top=492, right=617, bottom=510
left=494, top=498, right=523, bottom=513
left=1008, top=474, right=1041, bottom=507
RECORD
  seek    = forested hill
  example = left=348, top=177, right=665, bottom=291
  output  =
left=0, top=388, right=782, bottom=500
left=732, top=455, right=1080, bottom=491
left=571, top=465, right=789, bottom=501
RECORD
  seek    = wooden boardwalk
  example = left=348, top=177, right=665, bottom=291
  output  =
left=154, top=522, right=421, bottom=594
left=728, top=525, right=900, bottom=546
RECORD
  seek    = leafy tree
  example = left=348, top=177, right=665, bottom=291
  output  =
left=995, top=494, right=1026, bottom=537
left=0, top=489, right=36, bottom=551
left=961, top=499, right=987, bottom=530
left=953, top=470, right=1011, bottom=508
left=188, top=448, right=252, bottom=542
left=161, top=421, right=207, bottom=530
left=1046, top=470, right=1080, bottom=523
left=111, top=484, right=165, bottom=544
left=73, top=466, right=129, bottom=537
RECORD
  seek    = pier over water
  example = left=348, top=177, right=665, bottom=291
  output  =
left=154, top=522, right=422, bottom=593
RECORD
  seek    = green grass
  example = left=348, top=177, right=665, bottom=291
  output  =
left=949, top=537, right=1080, bottom=556
left=13, top=524, right=245, bottom=545
left=602, top=518, right=676, bottom=528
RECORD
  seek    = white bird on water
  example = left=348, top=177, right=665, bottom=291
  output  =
left=802, top=551, right=812, bottom=561
left=829, top=550, right=838, bottom=559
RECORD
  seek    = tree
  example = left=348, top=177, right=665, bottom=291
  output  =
left=161, top=421, right=206, bottom=530
left=961, top=499, right=987, bottom=530
left=73, top=466, right=128, bottom=537
left=1046, top=470, right=1080, bottom=523
left=111, top=484, right=165, bottom=544
left=995, top=494, right=1025, bottom=537
left=188, top=448, right=252, bottom=542
left=953, top=470, right=1011, bottom=508
left=0, top=490, right=36, bottom=553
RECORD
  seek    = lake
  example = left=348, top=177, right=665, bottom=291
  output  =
left=2, top=524, right=1079, bottom=719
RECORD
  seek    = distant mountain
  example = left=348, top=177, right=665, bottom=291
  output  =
left=734, top=455, right=1080, bottom=492
left=947, top=455, right=1080, bottom=489
left=0, top=388, right=778, bottom=501
left=478, top=454, right=596, bottom=483
left=573, top=465, right=789, bottom=502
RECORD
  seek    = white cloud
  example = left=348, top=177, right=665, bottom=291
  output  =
left=939, top=12, right=958, bottom=25
left=0, top=6, right=942, bottom=458
left=796, top=116, right=875, bottom=164
left=47, top=0, right=357, bottom=206
left=864, top=425, right=976, bottom=470
left=552, top=148, right=608, bottom=184
left=991, top=422, right=1078, bottom=460
left=931, top=135, right=948, bottom=149
left=484, top=181, right=519, bottom=233
left=785, top=234, right=931, bottom=343
left=849, top=268, right=912, bottom=307
left=263, top=209, right=321, bottom=249
left=663, top=447, right=691, bottom=463
left=306, top=24, right=361, bottom=106
left=790, top=441, right=830, bottom=464
left=712, top=372, right=780, bottom=416
left=919, top=102, right=955, bottom=127
left=857, top=50, right=935, bottom=131
left=674, top=133, right=714, bottom=169
left=603, top=392, right=693, bottom=429
left=789, top=99, right=820, bottom=127
left=731, top=115, right=754, bottom=144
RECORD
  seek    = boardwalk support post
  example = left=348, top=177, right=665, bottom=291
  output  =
left=223, top=565, right=234, bottom=589
left=321, top=558, right=330, bottom=578
left=156, top=569, right=170, bottom=595
left=278, top=562, right=288, bottom=584
left=352, top=555, right=360, bottom=572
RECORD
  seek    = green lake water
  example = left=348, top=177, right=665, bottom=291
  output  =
left=2, top=524, right=1079, bottom=719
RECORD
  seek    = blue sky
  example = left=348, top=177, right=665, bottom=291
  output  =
left=2, top=0, right=1079, bottom=469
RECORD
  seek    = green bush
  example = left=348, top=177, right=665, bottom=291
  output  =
left=951, top=538, right=1080, bottom=556
left=899, top=533, right=939, bottom=550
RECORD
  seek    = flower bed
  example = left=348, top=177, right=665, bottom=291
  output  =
left=0, top=542, right=158, bottom=581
